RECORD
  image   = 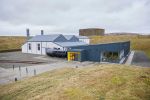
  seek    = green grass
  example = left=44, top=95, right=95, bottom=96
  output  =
left=0, top=36, right=26, bottom=52
left=90, top=35, right=150, bottom=57
left=0, top=64, right=150, bottom=100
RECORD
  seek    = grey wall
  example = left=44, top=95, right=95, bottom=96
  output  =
left=69, top=41, right=130, bottom=62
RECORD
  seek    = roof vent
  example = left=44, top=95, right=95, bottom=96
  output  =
left=41, top=30, right=44, bottom=35
left=26, top=28, right=30, bottom=40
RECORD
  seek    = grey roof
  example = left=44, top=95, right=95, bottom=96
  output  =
left=28, top=34, right=65, bottom=42
left=76, top=36, right=89, bottom=39
left=55, top=42, right=88, bottom=47
left=63, top=35, right=79, bottom=42
left=64, top=35, right=74, bottom=40
left=68, top=49, right=85, bottom=52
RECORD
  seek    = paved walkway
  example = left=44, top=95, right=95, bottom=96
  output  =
left=0, top=61, right=95, bottom=85
left=125, top=51, right=135, bottom=65
left=131, top=51, right=150, bottom=67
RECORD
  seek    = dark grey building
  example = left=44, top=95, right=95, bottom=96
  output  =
left=67, top=41, right=130, bottom=63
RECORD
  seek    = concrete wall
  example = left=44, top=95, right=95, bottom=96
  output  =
left=79, top=28, right=105, bottom=36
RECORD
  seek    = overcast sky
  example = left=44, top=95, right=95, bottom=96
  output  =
left=0, top=0, right=150, bottom=36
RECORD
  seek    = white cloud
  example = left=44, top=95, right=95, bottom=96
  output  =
left=0, top=0, right=149, bottom=36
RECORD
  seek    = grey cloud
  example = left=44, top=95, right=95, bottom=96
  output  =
left=0, top=0, right=150, bottom=36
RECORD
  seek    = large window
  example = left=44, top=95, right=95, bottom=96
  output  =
left=28, top=43, right=31, bottom=50
left=37, top=44, right=40, bottom=51
left=102, top=51, right=119, bottom=62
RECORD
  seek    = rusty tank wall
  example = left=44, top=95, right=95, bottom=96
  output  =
left=79, top=28, right=105, bottom=36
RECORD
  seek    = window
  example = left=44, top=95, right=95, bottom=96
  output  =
left=37, top=44, right=40, bottom=51
left=28, top=43, right=31, bottom=50
left=102, top=51, right=119, bottom=62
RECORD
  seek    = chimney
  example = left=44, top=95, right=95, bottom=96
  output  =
left=41, top=30, right=44, bottom=35
left=26, top=28, right=30, bottom=40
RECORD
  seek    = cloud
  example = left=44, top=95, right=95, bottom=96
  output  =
left=0, top=0, right=149, bottom=36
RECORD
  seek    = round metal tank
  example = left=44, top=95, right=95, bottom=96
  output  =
left=46, top=48, right=67, bottom=58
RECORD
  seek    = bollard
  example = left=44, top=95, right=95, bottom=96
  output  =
left=26, top=67, right=28, bottom=74
left=34, top=69, right=36, bottom=76
left=76, top=66, right=78, bottom=68
left=19, top=66, right=21, bottom=71
left=15, top=77, right=17, bottom=82
left=13, top=65, right=14, bottom=70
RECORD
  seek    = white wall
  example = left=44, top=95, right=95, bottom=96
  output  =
left=119, top=50, right=124, bottom=59
left=79, top=39, right=90, bottom=44
left=21, top=43, right=27, bottom=53
left=22, top=42, right=66, bottom=55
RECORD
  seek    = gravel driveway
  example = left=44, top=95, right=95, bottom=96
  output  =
left=0, top=51, right=96, bottom=85
left=0, top=51, right=65, bottom=68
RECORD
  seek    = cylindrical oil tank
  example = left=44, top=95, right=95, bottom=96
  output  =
left=79, top=28, right=105, bottom=36
left=46, top=48, right=67, bottom=58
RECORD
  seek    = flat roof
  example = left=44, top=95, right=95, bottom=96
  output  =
left=71, top=41, right=130, bottom=47
left=76, top=36, right=89, bottom=39
left=55, top=42, right=88, bottom=47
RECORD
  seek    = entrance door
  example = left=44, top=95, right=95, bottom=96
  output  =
left=68, top=52, right=80, bottom=61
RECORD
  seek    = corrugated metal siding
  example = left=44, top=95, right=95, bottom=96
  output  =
left=69, top=41, right=130, bottom=62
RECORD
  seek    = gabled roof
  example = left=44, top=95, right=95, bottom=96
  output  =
left=64, top=35, right=74, bottom=40
left=76, top=36, right=89, bottom=39
left=64, top=35, right=79, bottom=41
left=28, top=34, right=67, bottom=42
left=55, top=42, right=87, bottom=47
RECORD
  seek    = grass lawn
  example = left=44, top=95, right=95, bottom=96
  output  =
left=90, top=35, right=150, bottom=58
left=0, top=36, right=26, bottom=52
left=0, top=64, right=150, bottom=100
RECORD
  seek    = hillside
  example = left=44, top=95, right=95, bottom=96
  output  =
left=0, top=64, right=150, bottom=100
left=0, top=35, right=150, bottom=57
left=0, top=36, right=26, bottom=52
left=90, top=35, right=150, bottom=57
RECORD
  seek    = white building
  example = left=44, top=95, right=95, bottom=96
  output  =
left=77, top=36, right=90, bottom=44
left=22, top=34, right=88, bottom=55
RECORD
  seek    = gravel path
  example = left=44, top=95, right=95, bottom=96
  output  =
left=131, top=51, right=150, bottom=67
left=0, top=61, right=96, bottom=85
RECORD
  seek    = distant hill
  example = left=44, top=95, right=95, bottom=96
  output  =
left=105, top=32, right=150, bottom=36
left=1, top=35, right=150, bottom=58
left=0, top=36, right=26, bottom=52
left=90, top=35, right=150, bottom=58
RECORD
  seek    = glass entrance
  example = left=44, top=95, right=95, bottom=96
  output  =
left=101, top=51, right=119, bottom=63
left=68, top=52, right=80, bottom=61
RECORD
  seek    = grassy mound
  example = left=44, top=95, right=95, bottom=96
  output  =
left=0, top=35, right=150, bottom=58
left=0, top=36, right=26, bottom=52
left=0, top=64, right=150, bottom=100
left=90, top=35, right=150, bottom=57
